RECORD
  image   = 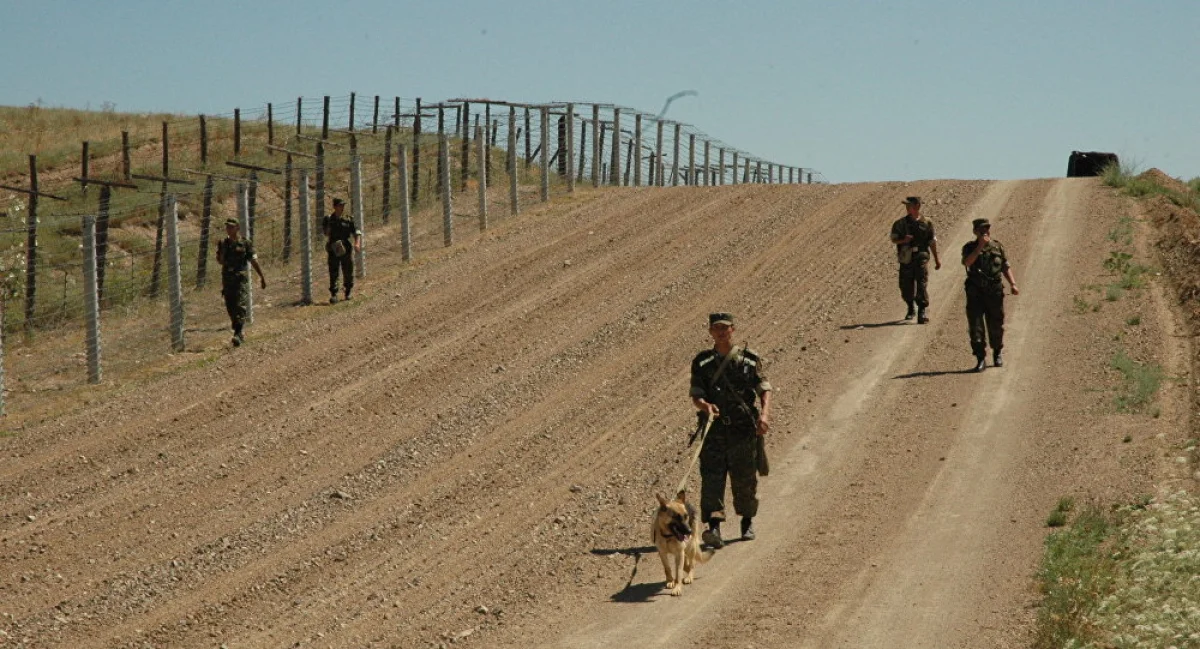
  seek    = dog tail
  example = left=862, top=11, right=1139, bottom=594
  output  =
left=695, top=547, right=715, bottom=564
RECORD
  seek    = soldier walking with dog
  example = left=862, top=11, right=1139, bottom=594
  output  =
left=323, top=197, right=361, bottom=304
left=689, top=312, right=773, bottom=548
left=889, top=196, right=942, bottom=323
left=962, top=218, right=1019, bottom=371
left=215, top=218, right=267, bottom=347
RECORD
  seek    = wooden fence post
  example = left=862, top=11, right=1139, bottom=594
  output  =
left=610, top=108, right=621, bottom=185
left=166, top=196, right=185, bottom=352
left=200, top=115, right=208, bottom=165
left=704, top=141, right=711, bottom=186
left=577, top=121, right=587, bottom=181
left=248, top=171, right=258, bottom=241
left=484, top=102, right=492, bottom=184
left=296, top=96, right=303, bottom=134
left=671, top=123, right=681, bottom=186
left=267, top=102, right=274, bottom=152
left=718, top=149, right=725, bottom=186
left=508, top=111, right=519, bottom=216
left=398, top=143, right=412, bottom=261
left=565, top=103, right=575, bottom=193
left=540, top=106, right=550, bottom=201
left=633, top=114, right=642, bottom=186
left=349, top=92, right=356, bottom=131
left=97, top=186, right=111, bottom=300
left=437, top=104, right=446, bottom=192
left=372, top=95, right=380, bottom=133
left=81, top=141, right=89, bottom=196
left=299, top=170, right=313, bottom=304
left=82, top=214, right=101, bottom=383
left=688, top=133, right=696, bottom=185
left=655, top=120, right=664, bottom=186
left=322, top=95, right=330, bottom=140
left=121, top=131, right=131, bottom=181
left=440, top=135, right=453, bottom=246
left=477, top=125, right=488, bottom=231
left=382, top=126, right=393, bottom=224
left=598, top=124, right=606, bottom=185
left=732, top=152, right=739, bottom=185
left=352, top=156, right=365, bottom=278
left=743, top=158, right=751, bottom=184
left=234, top=108, right=241, bottom=156
left=237, top=184, right=253, bottom=325
left=525, top=107, right=532, bottom=170
left=460, top=102, right=471, bottom=192
left=283, top=155, right=294, bottom=261
left=412, top=97, right=422, bottom=204
left=196, top=175, right=213, bottom=288
left=591, top=104, right=600, bottom=187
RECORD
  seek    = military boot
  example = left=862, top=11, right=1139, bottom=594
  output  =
left=740, top=517, right=756, bottom=541
left=917, top=307, right=929, bottom=324
left=993, top=350, right=1004, bottom=368
left=904, top=302, right=916, bottom=321
left=701, top=523, right=724, bottom=549
left=329, top=292, right=339, bottom=305
left=973, top=355, right=986, bottom=372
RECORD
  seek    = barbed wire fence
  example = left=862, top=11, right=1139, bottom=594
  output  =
left=0, top=92, right=824, bottom=414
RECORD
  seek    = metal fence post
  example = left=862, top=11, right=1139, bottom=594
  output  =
left=610, top=108, right=621, bottom=185
left=671, top=124, right=682, bottom=186
left=718, top=148, right=726, bottom=186
left=382, top=126, right=393, bottom=224
left=688, top=133, right=696, bottom=185
left=440, top=134, right=453, bottom=246
left=508, top=111, right=519, bottom=216
left=299, top=171, right=313, bottom=304
left=591, top=104, right=600, bottom=187
left=166, top=196, right=185, bottom=352
left=655, top=120, right=665, bottom=186
left=732, top=152, right=739, bottom=185
left=633, top=114, right=643, bottom=186
left=82, top=214, right=102, bottom=383
left=352, top=156, right=365, bottom=278
left=704, top=141, right=711, bottom=186
left=398, top=143, right=412, bottom=261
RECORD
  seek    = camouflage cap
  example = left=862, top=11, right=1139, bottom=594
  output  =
left=708, top=312, right=735, bottom=326
left=972, top=218, right=991, bottom=229
left=902, top=196, right=922, bottom=205
left=332, top=198, right=346, bottom=206
left=224, top=218, right=239, bottom=227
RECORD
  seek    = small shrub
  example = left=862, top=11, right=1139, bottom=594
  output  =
left=1125, top=315, right=1141, bottom=326
left=1105, top=285, right=1123, bottom=302
left=1110, top=349, right=1163, bottom=413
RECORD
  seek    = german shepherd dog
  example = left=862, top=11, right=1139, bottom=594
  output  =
left=652, top=490, right=713, bottom=596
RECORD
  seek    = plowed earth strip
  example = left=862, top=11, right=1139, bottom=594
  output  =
left=0, top=179, right=1184, bottom=649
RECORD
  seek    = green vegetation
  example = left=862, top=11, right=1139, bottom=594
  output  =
left=1046, top=496, right=1075, bottom=528
left=1035, top=492, right=1200, bottom=649
left=1125, top=315, right=1141, bottom=326
left=1102, top=161, right=1200, bottom=212
left=1109, top=349, right=1163, bottom=413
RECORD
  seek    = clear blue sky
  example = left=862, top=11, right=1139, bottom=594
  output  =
left=3, top=1, right=1198, bottom=183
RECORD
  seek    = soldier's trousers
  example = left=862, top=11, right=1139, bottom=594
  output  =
left=899, top=260, right=929, bottom=307
left=699, top=423, right=759, bottom=525
left=221, top=276, right=249, bottom=330
left=966, top=286, right=1005, bottom=357
left=328, top=252, right=354, bottom=296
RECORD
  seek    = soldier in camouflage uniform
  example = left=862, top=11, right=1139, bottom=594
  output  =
left=216, top=218, right=267, bottom=347
left=889, top=196, right=942, bottom=323
left=962, top=218, right=1019, bottom=371
left=689, top=312, right=773, bottom=548
left=323, top=197, right=362, bottom=304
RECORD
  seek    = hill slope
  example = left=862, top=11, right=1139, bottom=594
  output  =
left=0, top=179, right=1187, bottom=648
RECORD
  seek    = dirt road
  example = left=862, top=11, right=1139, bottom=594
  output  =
left=0, top=178, right=1186, bottom=648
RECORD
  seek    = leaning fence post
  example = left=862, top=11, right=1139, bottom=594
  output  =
left=398, top=143, right=412, bottom=261
left=82, top=214, right=102, bottom=383
left=565, top=103, right=575, bottom=193
left=166, top=196, right=185, bottom=353
left=351, top=156, right=365, bottom=278
left=440, top=134, right=453, bottom=246
left=299, top=171, right=313, bottom=304
left=237, top=184, right=253, bottom=325
left=540, top=106, right=550, bottom=201
left=283, top=154, right=293, bottom=262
